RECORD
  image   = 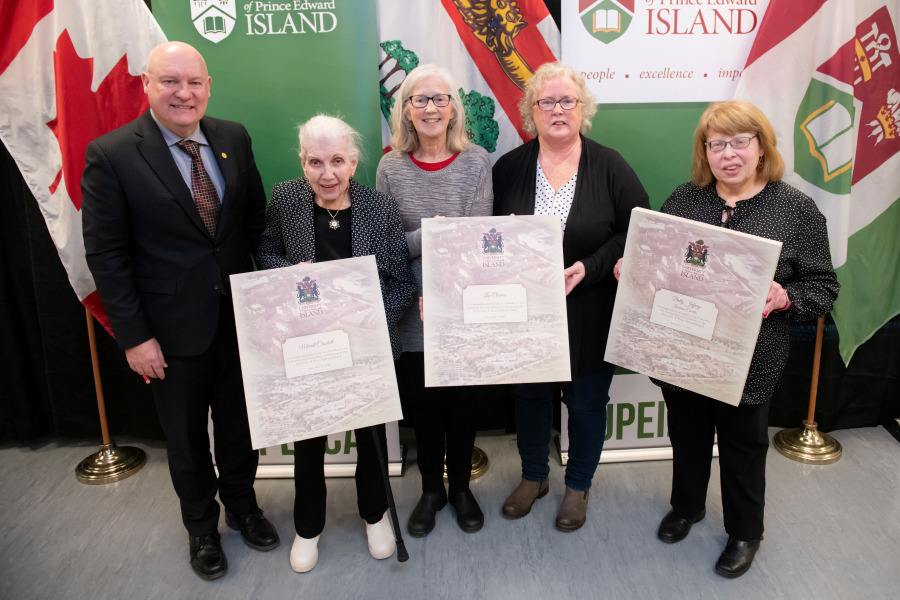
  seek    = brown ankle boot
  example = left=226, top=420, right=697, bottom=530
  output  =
left=502, top=478, right=549, bottom=519
left=555, top=486, right=589, bottom=532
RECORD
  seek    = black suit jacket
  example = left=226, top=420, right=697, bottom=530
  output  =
left=82, top=111, right=266, bottom=356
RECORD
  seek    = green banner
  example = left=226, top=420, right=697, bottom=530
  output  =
left=151, top=0, right=382, bottom=194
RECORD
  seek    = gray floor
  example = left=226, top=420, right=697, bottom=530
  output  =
left=1, top=426, right=898, bottom=600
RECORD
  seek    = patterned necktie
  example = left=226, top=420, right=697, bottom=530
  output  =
left=175, top=139, right=221, bottom=236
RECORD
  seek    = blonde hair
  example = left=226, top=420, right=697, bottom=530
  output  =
left=518, top=61, right=597, bottom=138
left=691, top=101, right=785, bottom=187
left=389, top=64, right=472, bottom=154
left=298, top=114, right=364, bottom=165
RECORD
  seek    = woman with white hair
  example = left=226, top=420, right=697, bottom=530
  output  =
left=257, top=114, right=415, bottom=572
left=376, top=64, right=493, bottom=537
left=492, top=61, right=649, bottom=532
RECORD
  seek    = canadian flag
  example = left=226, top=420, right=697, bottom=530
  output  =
left=0, top=0, right=166, bottom=334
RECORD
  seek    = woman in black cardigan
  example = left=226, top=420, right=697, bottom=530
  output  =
left=492, top=62, right=649, bottom=532
left=257, top=115, right=415, bottom=573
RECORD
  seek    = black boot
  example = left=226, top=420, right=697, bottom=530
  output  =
left=657, top=508, right=706, bottom=543
left=715, top=536, right=761, bottom=578
left=407, top=490, right=447, bottom=537
left=449, top=488, right=484, bottom=533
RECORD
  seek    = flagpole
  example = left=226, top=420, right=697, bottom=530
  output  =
left=773, top=315, right=842, bottom=464
left=75, top=306, right=147, bottom=484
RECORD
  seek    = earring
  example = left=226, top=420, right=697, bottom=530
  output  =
left=757, top=156, right=764, bottom=169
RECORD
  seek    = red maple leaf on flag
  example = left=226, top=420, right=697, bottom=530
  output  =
left=46, top=29, right=149, bottom=210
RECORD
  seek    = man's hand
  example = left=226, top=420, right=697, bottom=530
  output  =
left=125, top=338, right=168, bottom=380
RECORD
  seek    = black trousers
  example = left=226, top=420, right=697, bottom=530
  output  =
left=293, top=424, right=388, bottom=539
left=151, top=297, right=258, bottom=537
left=397, top=352, right=475, bottom=494
left=662, top=388, right=770, bottom=541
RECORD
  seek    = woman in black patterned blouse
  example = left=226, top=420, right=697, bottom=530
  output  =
left=616, top=101, right=839, bottom=578
left=257, top=115, right=415, bottom=573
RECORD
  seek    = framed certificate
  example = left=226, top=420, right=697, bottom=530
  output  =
left=230, top=255, right=403, bottom=449
left=422, top=215, right=571, bottom=387
left=605, top=208, right=782, bottom=406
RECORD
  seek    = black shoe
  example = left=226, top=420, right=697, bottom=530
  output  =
left=189, top=532, right=227, bottom=581
left=448, top=488, right=484, bottom=533
left=657, top=508, right=706, bottom=544
left=225, top=506, right=280, bottom=551
left=407, top=490, right=447, bottom=537
left=715, top=536, right=761, bottom=578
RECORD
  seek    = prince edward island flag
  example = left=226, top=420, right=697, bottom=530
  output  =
left=735, top=0, right=900, bottom=365
left=376, top=0, right=559, bottom=160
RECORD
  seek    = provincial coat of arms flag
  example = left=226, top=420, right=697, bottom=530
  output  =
left=735, top=0, right=900, bottom=364
left=377, top=0, right=560, bottom=162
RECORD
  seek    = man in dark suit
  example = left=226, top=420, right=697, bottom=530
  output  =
left=82, top=41, right=278, bottom=581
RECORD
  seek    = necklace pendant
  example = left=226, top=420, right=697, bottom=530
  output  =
left=329, top=218, right=340, bottom=230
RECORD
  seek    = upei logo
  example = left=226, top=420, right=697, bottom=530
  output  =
left=296, top=276, right=320, bottom=304
left=793, top=6, right=900, bottom=194
left=579, top=0, right=634, bottom=45
left=191, top=0, right=237, bottom=44
left=684, top=239, right=709, bottom=268
left=482, top=228, right=504, bottom=254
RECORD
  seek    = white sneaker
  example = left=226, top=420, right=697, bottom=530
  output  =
left=365, top=512, right=395, bottom=560
left=289, top=534, right=319, bottom=573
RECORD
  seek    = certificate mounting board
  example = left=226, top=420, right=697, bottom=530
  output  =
left=605, top=208, right=782, bottom=405
left=422, top=215, right=571, bottom=387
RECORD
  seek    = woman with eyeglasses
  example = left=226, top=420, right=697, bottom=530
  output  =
left=257, top=114, right=415, bottom=573
left=376, top=64, right=493, bottom=537
left=492, top=61, right=649, bottom=532
left=615, top=101, right=839, bottom=578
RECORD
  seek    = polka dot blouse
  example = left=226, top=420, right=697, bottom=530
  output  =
left=655, top=180, right=840, bottom=405
left=534, top=161, right=577, bottom=233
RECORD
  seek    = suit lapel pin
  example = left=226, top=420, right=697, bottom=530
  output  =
left=221, top=153, right=227, bottom=159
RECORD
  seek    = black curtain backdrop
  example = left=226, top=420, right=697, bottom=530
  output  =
left=0, top=140, right=161, bottom=441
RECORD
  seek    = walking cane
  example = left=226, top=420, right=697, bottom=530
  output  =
left=370, top=424, right=409, bottom=562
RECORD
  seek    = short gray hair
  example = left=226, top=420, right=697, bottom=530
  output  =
left=298, top=114, right=364, bottom=164
left=389, top=64, right=472, bottom=154
left=518, top=61, right=597, bottom=138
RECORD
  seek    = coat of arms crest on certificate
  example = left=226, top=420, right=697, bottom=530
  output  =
left=684, top=239, right=709, bottom=267
left=482, top=228, right=504, bottom=254
left=296, top=276, right=320, bottom=304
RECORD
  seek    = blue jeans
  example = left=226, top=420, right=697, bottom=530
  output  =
left=512, top=363, right=615, bottom=491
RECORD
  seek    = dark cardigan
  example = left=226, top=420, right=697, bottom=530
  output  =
left=256, top=178, right=416, bottom=359
left=492, top=136, right=650, bottom=378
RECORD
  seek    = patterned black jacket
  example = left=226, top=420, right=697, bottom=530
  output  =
left=257, top=178, right=415, bottom=359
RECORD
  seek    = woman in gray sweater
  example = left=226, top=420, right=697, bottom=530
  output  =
left=376, top=64, right=493, bottom=537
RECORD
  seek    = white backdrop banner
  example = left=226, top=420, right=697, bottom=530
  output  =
left=561, top=0, right=771, bottom=103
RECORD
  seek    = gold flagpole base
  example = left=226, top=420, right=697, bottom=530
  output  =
left=76, top=441, right=147, bottom=485
left=773, top=420, right=842, bottom=465
left=444, top=446, right=489, bottom=482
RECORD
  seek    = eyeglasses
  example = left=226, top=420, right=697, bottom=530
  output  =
left=407, top=94, right=452, bottom=108
left=534, top=97, right=580, bottom=111
left=705, top=135, right=757, bottom=152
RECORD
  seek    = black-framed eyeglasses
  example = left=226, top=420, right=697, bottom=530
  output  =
left=705, top=135, right=757, bottom=152
left=407, top=94, right=452, bottom=108
left=534, top=97, right=580, bottom=111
